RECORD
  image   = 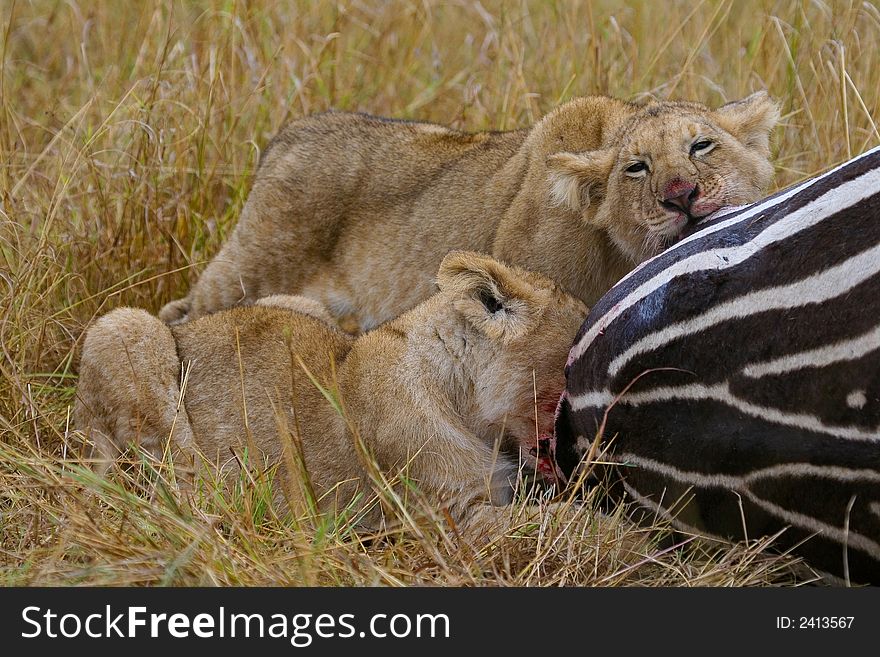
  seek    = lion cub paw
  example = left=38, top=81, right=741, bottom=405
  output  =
left=158, top=297, right=192, bottom=325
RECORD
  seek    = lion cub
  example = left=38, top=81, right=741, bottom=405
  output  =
left=160, top=93, right=779, bottom=331
left=76, top=253, right=587, bottom=528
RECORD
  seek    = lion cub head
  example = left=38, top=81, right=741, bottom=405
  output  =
left=548, top=92, right=780, bottom=262
left=431, top=252, right=588, bottom=482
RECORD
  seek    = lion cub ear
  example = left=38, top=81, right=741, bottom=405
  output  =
left=713, top=91, right=780, bottom=156
left=436, top=251, right=551, bottom=342
left=546, top=149, right=616, bottom=213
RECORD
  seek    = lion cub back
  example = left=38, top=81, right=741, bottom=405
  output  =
left=171, top=304, right=354, bottom=475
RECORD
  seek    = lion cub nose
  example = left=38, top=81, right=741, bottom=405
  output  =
left=661, top=179, right=698, bottom=213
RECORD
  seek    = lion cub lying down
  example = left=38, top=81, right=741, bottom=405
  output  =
left=76, top=253, right=587, bottom=529
left=160, top=92, right=779, bottom=332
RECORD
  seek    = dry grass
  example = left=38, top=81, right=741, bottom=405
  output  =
left=2, top=0, right=878, bottom=586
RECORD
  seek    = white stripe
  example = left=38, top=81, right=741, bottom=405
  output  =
left=611, top=208, right=755, bottom=288
left=618, top=453, right=880, bottom=488
left=569, top=390, right=615, bottom=409
left=568, top=149, right=880, bottom=365
left=697, top=203, right=748, bottom=223
left=569, top=381, right=880, bottom=442
left=743, top=323, right=880, bottom=378
left=618, top=452, right=880, bottom=559
left=608, top=239, right=880, bottom=378
left=745, top=462, right=880, bottom=484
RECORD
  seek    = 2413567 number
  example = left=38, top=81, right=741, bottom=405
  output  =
left=776, top=617, right=854, bottom=629
left=801, top=617, right=854, bottom=629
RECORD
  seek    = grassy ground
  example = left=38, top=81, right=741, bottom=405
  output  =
left=1, top=0, right=878, bottom=586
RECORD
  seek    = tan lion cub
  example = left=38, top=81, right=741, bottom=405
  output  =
left=160, top=93, right=779, bottom=331
left=76, top=253, right=587, bottom=528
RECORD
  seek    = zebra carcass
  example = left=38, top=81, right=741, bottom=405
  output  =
left=555, top=146, right=880, bottom=584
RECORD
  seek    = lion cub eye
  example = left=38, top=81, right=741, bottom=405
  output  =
left=690, top=139, right=715, bottom=156
left=624, top=161, right=649, bottom=177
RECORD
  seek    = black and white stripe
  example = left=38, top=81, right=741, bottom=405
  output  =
left=556, top=146, right=880, bottom=584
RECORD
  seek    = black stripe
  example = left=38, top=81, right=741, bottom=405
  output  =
left=591, top=399, right=880, bottom=475
left=730, top=335, right=880, bottom=430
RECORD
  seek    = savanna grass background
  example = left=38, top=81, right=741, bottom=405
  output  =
left=1, top=0, right=879, bottom=586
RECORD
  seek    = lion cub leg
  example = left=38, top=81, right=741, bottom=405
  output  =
left=159, top=228, right=252, bottom=325
left=75, top=308, right=195, bottom=483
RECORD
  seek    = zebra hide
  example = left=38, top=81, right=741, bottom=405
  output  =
left=554, top=145, right=880, bottom=584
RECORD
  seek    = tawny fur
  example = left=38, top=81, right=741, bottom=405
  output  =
left=76, top=253, right=588, bottom=529
left=160, top=93, right=779, bottom=331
